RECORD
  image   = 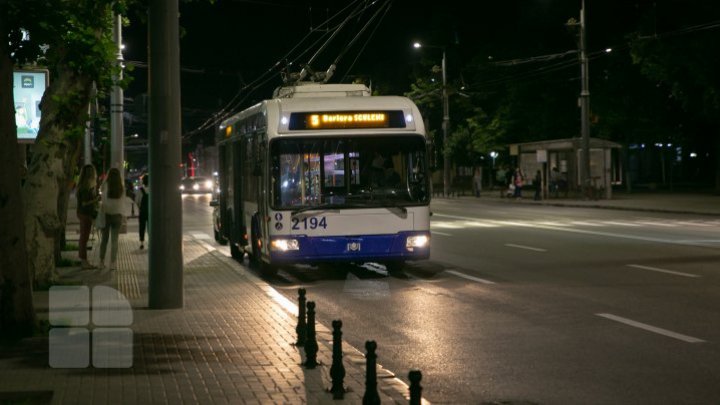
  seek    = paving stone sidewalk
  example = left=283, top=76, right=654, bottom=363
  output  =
left=0, top=231, right=416, bottom=404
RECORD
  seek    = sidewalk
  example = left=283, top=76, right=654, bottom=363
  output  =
left=443, top=189, right=720, bottom=216
left=0, top=198, right=415, bottom=404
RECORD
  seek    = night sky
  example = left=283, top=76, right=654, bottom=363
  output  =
left=121, top=0, right=718, bottom=146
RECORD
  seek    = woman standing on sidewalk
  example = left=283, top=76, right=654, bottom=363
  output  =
left=98, top=168, right=125, bottom=270
left=135, top=173, right=149, bottom=249
left=76, top=164, right=99, bottom=269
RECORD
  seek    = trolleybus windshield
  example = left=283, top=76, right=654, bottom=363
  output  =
left=270, top=136, right=429, bottom=210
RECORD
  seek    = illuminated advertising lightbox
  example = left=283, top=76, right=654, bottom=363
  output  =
left=14, top=69, right=49, bottom=143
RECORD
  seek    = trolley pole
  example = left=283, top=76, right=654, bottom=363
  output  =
left=148, top=0, right=183, bottom=309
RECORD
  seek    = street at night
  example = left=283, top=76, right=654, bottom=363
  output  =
left=5, top=1, right=720, bottom=404
left=184, top=193, right=720, bottom=404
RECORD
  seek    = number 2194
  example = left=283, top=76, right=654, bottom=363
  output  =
left=292, top=216, right=327, bottom=230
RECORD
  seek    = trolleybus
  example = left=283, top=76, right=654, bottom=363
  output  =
left=211, top=83, right=431, bottom=275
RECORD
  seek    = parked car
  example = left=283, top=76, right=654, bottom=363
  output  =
left=179, top=176, right=214, bottom=194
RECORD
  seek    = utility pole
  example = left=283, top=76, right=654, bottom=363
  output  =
left=110, top=14, right=124, bottom=171
left=413, top=42, right=450, bottom=197
left=148, top=0, right=183, bottom=309
left=579, top=0, right=591, bottom=197
left=441, top=48, right=450, bottom=198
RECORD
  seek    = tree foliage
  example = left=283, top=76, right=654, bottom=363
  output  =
left=1, top=0, right=136, bottom=335
left=397, top=2, right=720, bottom=189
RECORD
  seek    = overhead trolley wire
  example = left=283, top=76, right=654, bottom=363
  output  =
left=183, top=0, right=382, bottom=138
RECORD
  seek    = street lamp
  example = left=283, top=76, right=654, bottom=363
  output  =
left=413, top=41, right=450, bottom=197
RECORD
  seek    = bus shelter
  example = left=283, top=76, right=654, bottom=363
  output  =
left=509, top=137, right=623, bottom=199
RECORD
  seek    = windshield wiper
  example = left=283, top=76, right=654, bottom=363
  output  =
left=291, top=204, right=341, bottom=217
left=290, top=201, right=408, bottom=216
left=377, top=198, right=408, bottom=214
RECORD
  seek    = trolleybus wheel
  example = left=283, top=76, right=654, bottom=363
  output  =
left=214, top=228, right=228, bottom=245
left=230, top=242, right=243, bottom=260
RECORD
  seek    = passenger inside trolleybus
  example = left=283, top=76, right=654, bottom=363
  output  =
left=271, top=136, right=429, bottom=211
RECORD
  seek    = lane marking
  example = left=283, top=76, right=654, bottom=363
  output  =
left=675, top=221, right=714, bottom=227
left=504, top=243, right=547, bottom=252
left=446, top=270, right=496, bottom=284
left=537, top=221, right=571, bottom=227
left=191, top=232, right=212, bottom=239
left=432, top=231, right=453, bottom=236
left=626, top=264, right=700, bottom=278
left=596, top=313, right=706, bottom=343
left=636, top=220, right=676, bottom=227
left=569, top=221, right=604, bottom=227
left=604, top=221, right=641, bottom=227
left=432, top=213, right=715, bottom=248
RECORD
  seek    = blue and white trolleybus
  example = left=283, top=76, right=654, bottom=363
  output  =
left=212, top=83, right=431, bottom=275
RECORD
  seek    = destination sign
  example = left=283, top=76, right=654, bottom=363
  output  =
left=289, top=110, right=406, bottom=130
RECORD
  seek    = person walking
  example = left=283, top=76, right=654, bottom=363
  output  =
left=135, top=173, right=150, bottom=249
left=502, top=167, right=515, bottom=198
left=473, top=167, right=482, bottom=197
left=76, top=164, right=99, bottom=269
left=98, top=168, right=125, bottom=270
left=513, top=167, right=524, bottom=199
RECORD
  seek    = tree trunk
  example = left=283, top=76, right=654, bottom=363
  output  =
left=24, top=65, right=92, bottom=288
left=0, top=5, right=36, bottom=339
left=54, top=140, right=82, bottom=264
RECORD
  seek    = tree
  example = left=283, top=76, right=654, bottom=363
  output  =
left=22, top=1, right=125, bottom=288
left=0, top=1, right=35, bottom=340
left=629, top=3, right=720, bottom=192
left=1, top=1, right=130, bottom=291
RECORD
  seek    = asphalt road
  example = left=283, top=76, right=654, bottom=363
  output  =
left=182, top=194, right=720, bottom=404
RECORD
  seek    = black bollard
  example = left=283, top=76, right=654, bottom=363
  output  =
left=303, top=301, right=318, bottom=368
left=362, top=340, right=380, bottom=405
left=295, top=288, right=307, bottom=346
left=330, top=320, right=346, bottom=399
left=409, top=370, right=422, bottom=405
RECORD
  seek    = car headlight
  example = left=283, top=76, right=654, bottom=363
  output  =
left=205, top=180, right=213, bottom=189
left=406, top=234, right=429, bottom=250
left=179, top=185, right=185, bottom=191
left=271, top=239, right=300, bottom=251
left=193, top=183, right=200, bottom=190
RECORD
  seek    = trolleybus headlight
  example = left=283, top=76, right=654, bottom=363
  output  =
left=205, top=180, right=213, bottom=190
left=406, top=234, right=429, bottom=250
left=271, top=239, right=300, bottom=252
left=179, top=184, right=185, bottom=191
left=193, top=183, right=200, bottom=191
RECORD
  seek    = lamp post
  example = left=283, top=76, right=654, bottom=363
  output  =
left=414, top=42, right=450, bottom=197
left=110, top=14, right=125, bottom=171
left=490, top=151, right=498, bottom=168
left=567, top=1, right=591, bottom=197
